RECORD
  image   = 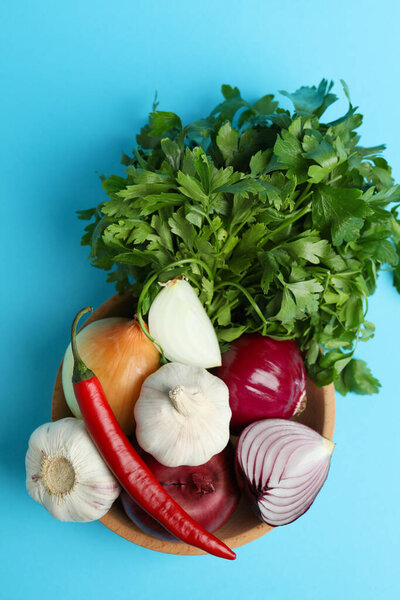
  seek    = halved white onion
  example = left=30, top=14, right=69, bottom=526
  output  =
left=148, top=279, right=221, bottom=368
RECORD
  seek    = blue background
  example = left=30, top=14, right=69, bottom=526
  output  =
left=1, top=1, right=399, bottom=598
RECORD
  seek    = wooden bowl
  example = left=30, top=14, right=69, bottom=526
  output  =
left=52, top=292, right=335, bottom=555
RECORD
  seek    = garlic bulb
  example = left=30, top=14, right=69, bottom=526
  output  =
left=26, top=418, right=120, bottom=522
left=134, top=362, right=231, bottom=467
left=62, top=317, right=160, bottom=434
left=148, top=279, right=221, bottom=368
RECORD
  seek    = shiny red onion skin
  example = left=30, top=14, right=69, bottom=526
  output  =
left=121, top=443, right=241, bottom=541
left=214, top=334, right=306, bottom=434
left=121, top=491, right=176, bottom=541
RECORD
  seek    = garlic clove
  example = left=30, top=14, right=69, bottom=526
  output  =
left=148, top=279, right=222, bottom=369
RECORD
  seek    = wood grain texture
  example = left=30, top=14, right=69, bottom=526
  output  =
left=52, top=292, right=335, bottom=555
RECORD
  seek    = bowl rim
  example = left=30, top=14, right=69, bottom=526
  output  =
left=52, top=291, right=336, bottom=555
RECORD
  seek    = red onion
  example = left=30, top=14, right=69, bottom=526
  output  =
left=121, top=443, right=240, bottom=541
left=235, top=419, right=334, bottom=526
left=214, top=334, right=306, bottom=433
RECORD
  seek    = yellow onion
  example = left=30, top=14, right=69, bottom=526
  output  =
left=62, top=317, right=160, bottom=434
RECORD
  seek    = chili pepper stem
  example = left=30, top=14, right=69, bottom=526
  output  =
left=71, top=306, right=95, bottom=383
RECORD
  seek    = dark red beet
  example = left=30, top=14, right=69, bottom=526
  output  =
left=121, top=442, right=241, bottom=541
left=214, top=334, right=306, bottom=434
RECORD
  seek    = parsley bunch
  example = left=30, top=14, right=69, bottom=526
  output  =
left=79, top=80, right=400, bottom=395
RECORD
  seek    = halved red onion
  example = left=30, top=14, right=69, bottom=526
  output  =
left=235, top=419, right=334, bottom=526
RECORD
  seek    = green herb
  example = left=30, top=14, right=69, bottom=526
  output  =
left=78, top=80, right=400, bottom=395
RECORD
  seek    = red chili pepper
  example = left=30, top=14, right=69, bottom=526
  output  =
left=70, top=307, right=236, bottom=560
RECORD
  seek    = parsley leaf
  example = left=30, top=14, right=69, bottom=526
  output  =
left=312, top=186, right=372, bottom=245
left=280, top=79, right=337, bottom=117
left=79, top=80, right=400, bottom=396
left=336, top=359, right=381, bottom=395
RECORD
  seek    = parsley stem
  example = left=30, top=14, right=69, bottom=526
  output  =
left=214, top=281, right=269, bottom=327
left=231, top=216, right=252, bottom=239
left=323, top=272, right=331, bottom=295
left=136, top=272, right=166, bottom=362
left=329, top=174, right=342, bottom=185
left=221, top=219, right=251, bottom=260
left=203, top=213, right=221, bottom=279
left=211, top=298, right=240, bottom=324
left=143, top=258, right=214, bottom=296
left=293, top=183, right=312, bottom=210
left=205, top=215, right=220, bottom=251
left=159, top=257, right=214, bottom=282
left=260, top=205, right=312, bottom=247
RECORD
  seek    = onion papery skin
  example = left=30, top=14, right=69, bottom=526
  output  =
left=214, top=334, right=306, bottom=434
left=121, top=442, right=241, bottom=541
left=62, top=318, right=160, bottom=434
left=235, top=419, right=334, bottom=527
